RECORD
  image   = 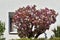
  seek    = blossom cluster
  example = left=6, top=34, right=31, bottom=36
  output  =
left=12, top=5, right=58, bottom=38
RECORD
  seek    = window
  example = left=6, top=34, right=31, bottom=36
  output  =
left=9, top=12, right=17, bottom=34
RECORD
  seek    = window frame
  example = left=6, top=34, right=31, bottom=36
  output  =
left=9, top=12, right=18, bottom=34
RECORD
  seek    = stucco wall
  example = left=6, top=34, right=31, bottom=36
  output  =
left=0, top=0, right=60, bottom=40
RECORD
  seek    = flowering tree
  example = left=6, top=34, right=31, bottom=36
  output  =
left=12, top=5, right=58, bottom=38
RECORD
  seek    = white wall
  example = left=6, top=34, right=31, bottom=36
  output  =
left=0, top=0, right=60, bottom=40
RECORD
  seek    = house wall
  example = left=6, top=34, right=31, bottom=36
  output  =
left=0, top=0, right=60, bottom=40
